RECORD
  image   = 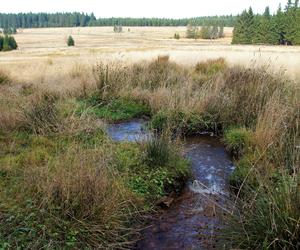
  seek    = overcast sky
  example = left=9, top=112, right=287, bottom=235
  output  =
left=0, top=0, right=287, bottom=18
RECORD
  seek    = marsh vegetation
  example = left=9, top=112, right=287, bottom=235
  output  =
left=0, top=56, right=299, bottom=249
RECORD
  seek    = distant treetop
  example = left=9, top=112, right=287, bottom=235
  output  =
left=0, top=12, right=237, bottom=29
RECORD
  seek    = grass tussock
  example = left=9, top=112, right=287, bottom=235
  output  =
left=0, top=57, right=299, bottom=249
left=0, top=69, right=10, bottom=85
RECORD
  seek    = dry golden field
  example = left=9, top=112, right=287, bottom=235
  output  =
left=1, top=26, right=300, bottom=90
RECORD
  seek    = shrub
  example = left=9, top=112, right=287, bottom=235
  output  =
left=174, top=33, right=180, bottom=39
left=67, top=35, right=75, bottom=46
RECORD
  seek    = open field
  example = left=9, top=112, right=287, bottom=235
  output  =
left=1, top=26, right=300, bottom=83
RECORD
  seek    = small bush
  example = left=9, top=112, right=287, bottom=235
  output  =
left=67, top=35, right=75, bottom=46
left=174, top=33, right=180, bottom=39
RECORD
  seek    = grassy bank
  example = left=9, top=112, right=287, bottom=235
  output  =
left=0, top=57, right=299, bottom=249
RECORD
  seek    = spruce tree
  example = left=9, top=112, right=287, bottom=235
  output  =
left=232, top=10, right=254, bottom=44
left=7, top=36, right=17, bottom=50
left=67, top=35, right=75, bottom=46
left=2, top=35, right=10, bottom=51
left=0, top=36, right=3, bottom=51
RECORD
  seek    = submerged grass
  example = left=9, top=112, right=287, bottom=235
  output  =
left=0, top=57, right=299, bottom=249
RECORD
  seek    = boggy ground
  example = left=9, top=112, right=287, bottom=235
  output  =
left=0, top=57, right=299, bottom=249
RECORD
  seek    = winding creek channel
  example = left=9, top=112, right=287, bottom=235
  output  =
left=106, top=120, right=235, bottom=250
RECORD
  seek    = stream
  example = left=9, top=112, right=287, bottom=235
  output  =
left=107, top=120, right=235, bottom=250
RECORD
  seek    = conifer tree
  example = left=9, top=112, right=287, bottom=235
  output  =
left=67, top=35, right=75, bottom=46
left=1, top=35, right=17, bottom=51
left=0, top=36, right=3, bottom=51
left=232, top=0, right=300, bottom=45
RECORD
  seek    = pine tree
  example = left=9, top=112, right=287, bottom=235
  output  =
left=286, top=0, right=293, bottom=10
left=232, top=9, right=254, bottom=44
left=0, top=36, right=3, bottom=51
left=67, top=35, right=75, bottom=46
left=1, top=35, right=17, bottom=51
left=8, top=36, right=17, bottom=49
left=2, top=35, right=10, bottom=51
left=263, top=6, right=271, bottom=19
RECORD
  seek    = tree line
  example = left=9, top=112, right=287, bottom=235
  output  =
left=0, top=13, right=237, bottom=29
left=233, top=0, right=300, bottom=45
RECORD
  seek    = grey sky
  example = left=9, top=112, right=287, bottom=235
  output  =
left=0, top=0, right=287, bottom=18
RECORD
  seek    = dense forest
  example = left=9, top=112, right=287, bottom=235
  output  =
left=0, top=13, right=236, bottom=28
left=233, top=0, right=300, bottom=45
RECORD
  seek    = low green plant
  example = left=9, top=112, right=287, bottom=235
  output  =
left=79, top=97, right=151, bottom=122
left=224, top=127, right=252, bottom=158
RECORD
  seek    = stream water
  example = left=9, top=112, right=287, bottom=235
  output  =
left=107, top=120, right=235, bottom=250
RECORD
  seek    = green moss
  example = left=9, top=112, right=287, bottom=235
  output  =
left=78, top=97, right=151, bottom=122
